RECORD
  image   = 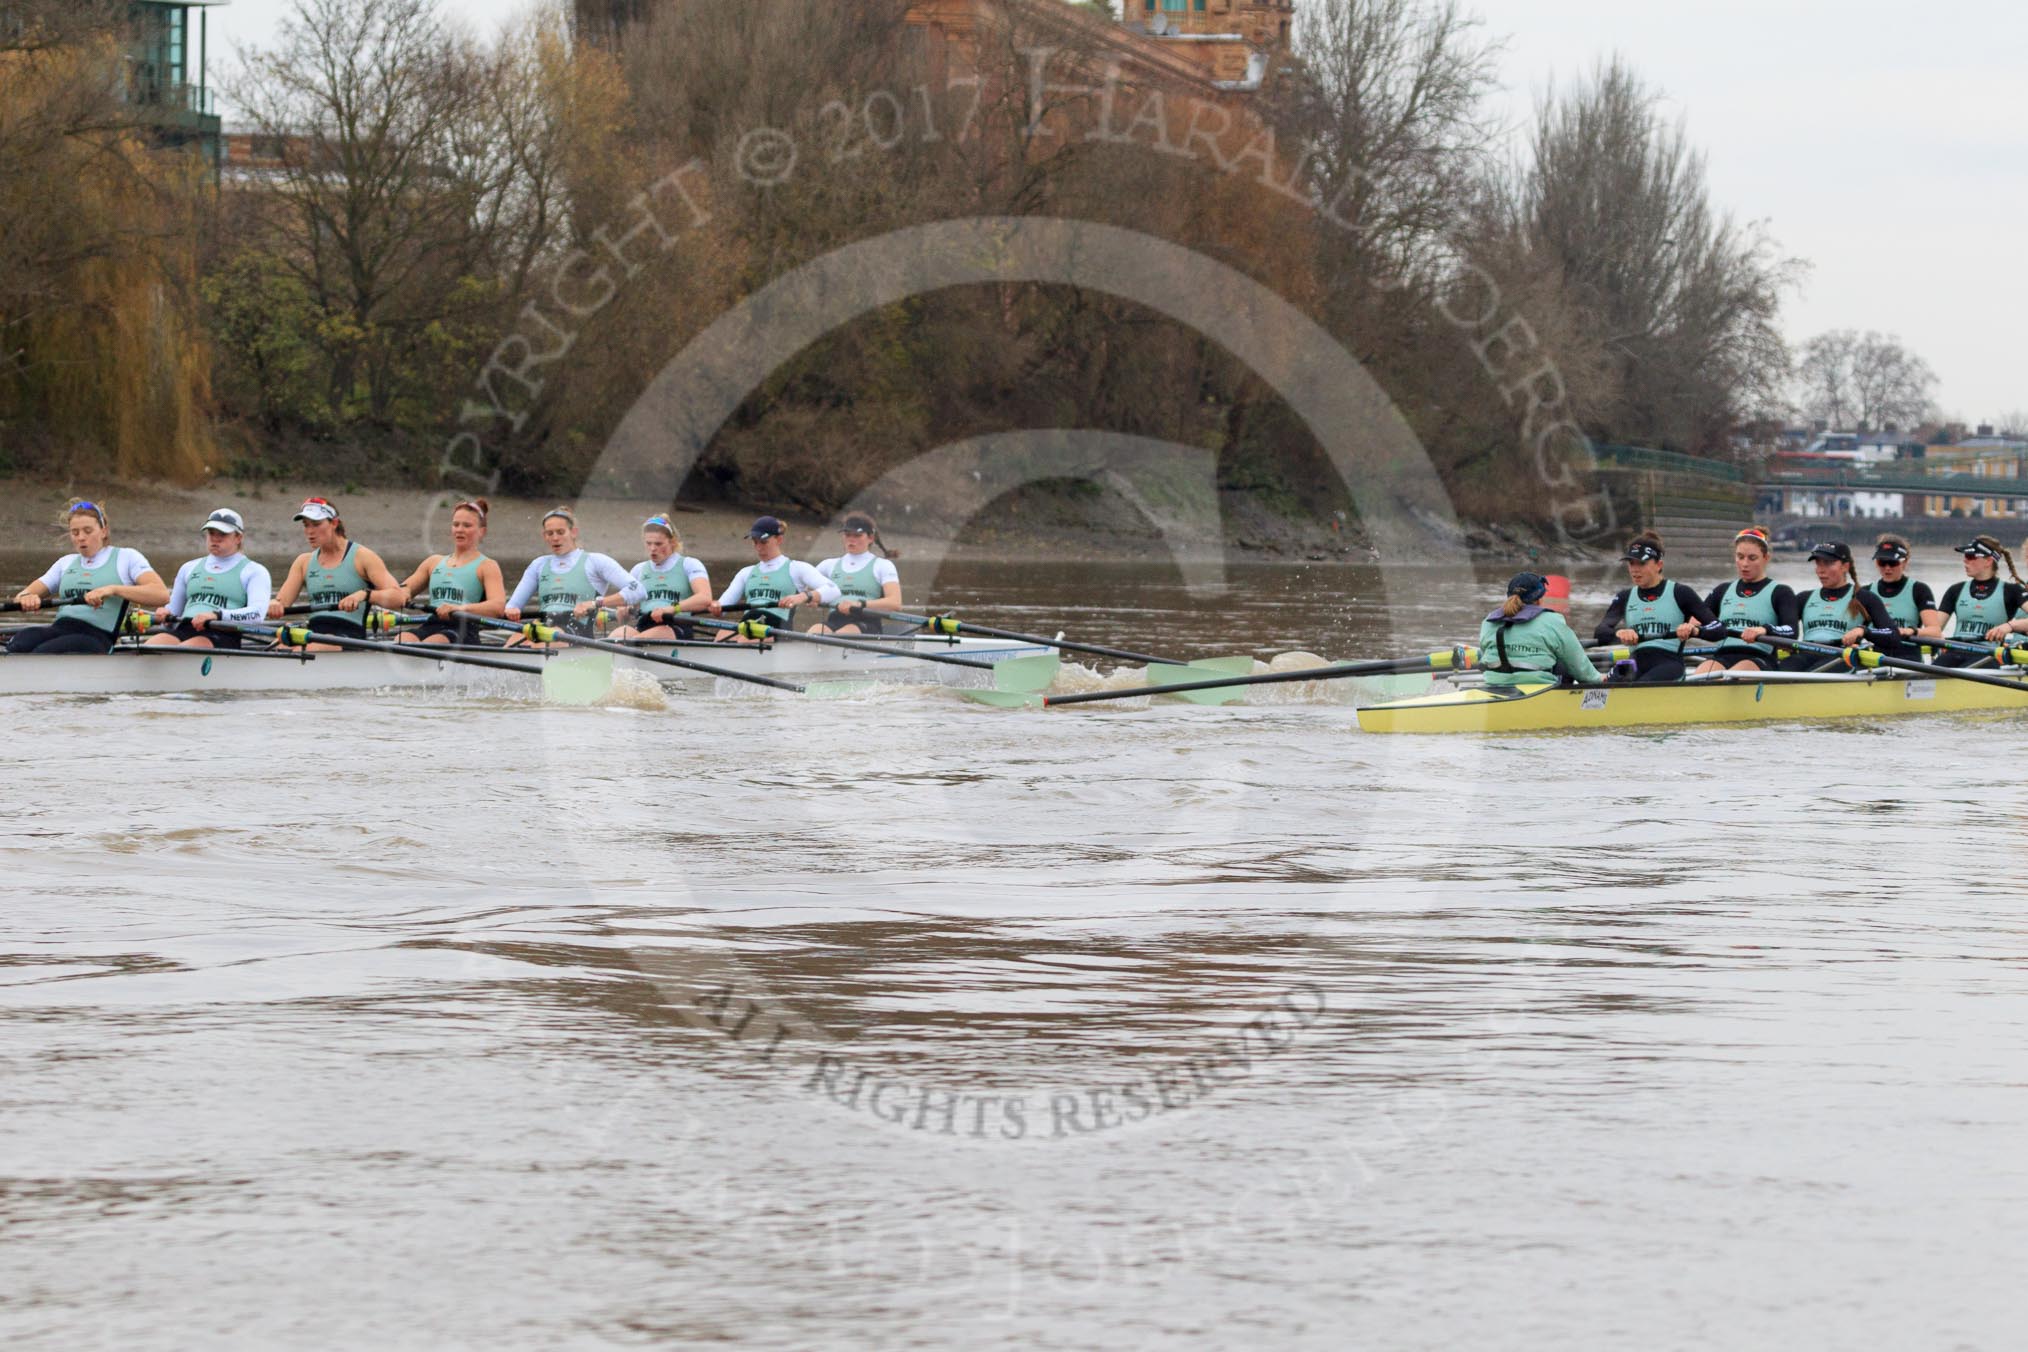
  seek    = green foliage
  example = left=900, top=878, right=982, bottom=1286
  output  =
left=202, top=252, right=330, bottom=432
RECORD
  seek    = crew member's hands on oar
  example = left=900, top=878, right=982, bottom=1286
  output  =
left=710, top=517, right=840, bottom=642
left=1614, top=618, right=1703, bottom=645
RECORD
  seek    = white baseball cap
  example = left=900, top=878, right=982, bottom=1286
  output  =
left=293, top=497, right=339, bottom=522
left=199, top=508, right=245, bottom=535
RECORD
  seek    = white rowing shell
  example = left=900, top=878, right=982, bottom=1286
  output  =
left=0, top=636, right=1050, bottom=696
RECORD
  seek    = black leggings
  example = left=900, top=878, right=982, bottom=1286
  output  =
left=6, top=617, right=116, bottom=655
left=1630, top=649, right=1686, bottom=683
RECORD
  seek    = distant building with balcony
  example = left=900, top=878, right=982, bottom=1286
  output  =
left=129, top=1, right=226, bottom=169
left=1919, top=427, right=2028, bottom=521
left=1122, top=0, right=1293, bottom=87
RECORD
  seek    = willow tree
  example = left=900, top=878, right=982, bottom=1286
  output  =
left=0, top=1, right=215, bottom=481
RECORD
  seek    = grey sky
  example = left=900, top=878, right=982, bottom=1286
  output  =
left=210, top=0, right=2025, bottom=422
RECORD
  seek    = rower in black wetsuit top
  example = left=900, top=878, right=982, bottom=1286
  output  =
left=1788, top=540, right=1897, bottom=671
left=1592, top=531, right=1718, bottom=683
left=1933, top=535, right=2028, bottom=667
left=1691, top=527, right=1801, bottom=675
left=1861, top=533, right=1943, bottom=660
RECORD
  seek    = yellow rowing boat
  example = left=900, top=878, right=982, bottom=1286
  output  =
left=1355, top=672, right=2028, bottom=734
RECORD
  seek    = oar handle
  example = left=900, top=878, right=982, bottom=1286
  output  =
left=1905, top=633, right=2028, bottom=663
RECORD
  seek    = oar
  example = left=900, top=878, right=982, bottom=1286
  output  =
left=703, top=616, right=1063, bottom=706
left=706, top=617, right=1010, bottom=671
left=1043, top=648, right=1481, bottom=707
left=220, top=623, right=545, bottom=676
left=2, top=597, right=167, bottom=617
left=1742, top=632, right=2028, bottom=695
left=881, top=607, right=1198, bottom=668
left=1908, top=634, right=2028, bottom=665
left=475, top=616, right=812, bottom=697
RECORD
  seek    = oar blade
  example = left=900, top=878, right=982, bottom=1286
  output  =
left=1146, top=656, right=1257, bottom=705
left=542, top=650, right=614, bottom=706
left=801, top=679, right=879, bottom=701
left=990, top=654, right=1062, bottom=695
left=959, top=688, right=1046, bottom=708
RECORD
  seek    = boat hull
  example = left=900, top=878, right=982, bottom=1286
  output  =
left=1356, top=673, right=2028, bottom=734
left=0, top=636, right=1050, bottom=696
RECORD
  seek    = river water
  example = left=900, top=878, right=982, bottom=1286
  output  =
left=4, top=555, right=2028, bottom=1350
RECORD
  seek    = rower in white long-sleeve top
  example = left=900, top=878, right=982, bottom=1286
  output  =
left=811, top=512, right=902, bottom=636
left=601, top=515, right=712, bottom=642
left=502, top=507, right=635, bottom=646
left=145, top=509, right=274, bottom=650
left=707, top=516, right=839, bottom=642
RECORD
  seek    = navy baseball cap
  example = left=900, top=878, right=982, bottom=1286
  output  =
left=1956, top=539, right=2000, bottom=559
left=1505, top=572, right=1548, bottom=604
left=747, top=516, right=784, bottom=540
left=1620, top=541, right=1662, bottom=563
left=1807, top=542, right=1853, bottom=564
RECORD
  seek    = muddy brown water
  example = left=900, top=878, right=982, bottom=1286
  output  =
left=4, top=555, right=2026, bottom=1350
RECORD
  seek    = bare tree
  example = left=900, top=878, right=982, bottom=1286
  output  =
left=1794, top=329, right=1935, bottom=431
left=1277, top=0, right=1503, bottom=288
left=1504, top=57, right=1798, bottom=453
left=1848, top=332, right=1936, bottom=431
left=233, top=0, right=497, bottom=418
left=1793, top=329, right=1857, bottom=428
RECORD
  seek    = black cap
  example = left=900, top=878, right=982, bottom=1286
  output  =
left=1873, top=543, right=1909, bottom=564
left=1956, top=539, right=1999, bottom=560
left=747, top=515, right=785, bottom=540
left=1619, top=541, right=1662, bottom=563
left=840, top=512, right=876, bottom=534
left=1807, top=542, right=1853, bottom=564
left=1505, top=572, right=1548, bottom=604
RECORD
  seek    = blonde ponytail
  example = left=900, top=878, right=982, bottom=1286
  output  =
left=1501, top=594, right=1524, bottom=618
